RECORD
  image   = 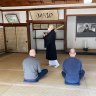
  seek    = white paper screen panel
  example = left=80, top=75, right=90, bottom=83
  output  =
left=36, top=30, right=64, bottom=39
left=36, top=39, right=64, bottom=50
left=55, top=30, right=64, bottom=39
left=36, top=30, right=47, bottom=38
left=36, top=39, right=45, bottom=50
left=55, top=40, right=64, bottom=50
left=0, top=12, right=2, bottom=23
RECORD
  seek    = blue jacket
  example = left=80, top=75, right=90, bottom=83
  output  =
left=62, top=57, right=82, bottom=84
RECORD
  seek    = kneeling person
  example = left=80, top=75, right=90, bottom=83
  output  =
left=22, top=49, right=48, bottom=82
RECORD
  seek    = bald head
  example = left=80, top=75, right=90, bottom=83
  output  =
left=48, top=25, right=54, bottom=31
left=29, top=49, right=36, bottom=57
left=69, top=48, right=76, bottom=57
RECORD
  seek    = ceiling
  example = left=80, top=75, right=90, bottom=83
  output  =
left=0, top=0, right=96, bottom=7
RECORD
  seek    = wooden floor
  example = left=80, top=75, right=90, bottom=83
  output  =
left=0, top=53, right=96, bottom=96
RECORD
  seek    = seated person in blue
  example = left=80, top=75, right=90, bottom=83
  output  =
left=62, top=48, right=85, bottom=85
left=22, top=49, right=48, bottom=82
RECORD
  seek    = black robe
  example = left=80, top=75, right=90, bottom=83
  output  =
left=44, top=30, right=57, bottom=60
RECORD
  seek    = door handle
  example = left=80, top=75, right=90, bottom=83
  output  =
left=25, top=41, right=28, bottom=43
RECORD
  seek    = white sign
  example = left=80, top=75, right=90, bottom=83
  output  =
left=30, top=10, right=58, bottom=20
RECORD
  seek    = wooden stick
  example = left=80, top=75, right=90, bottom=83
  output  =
left=55, top=25, right=64, bottom=30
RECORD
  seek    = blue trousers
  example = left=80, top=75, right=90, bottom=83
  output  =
left=62, top=70, right=85, bottom=85
left=24, top=69, right=48, bottom=82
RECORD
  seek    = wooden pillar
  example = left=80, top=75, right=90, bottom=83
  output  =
left=26, top=10, right=31, bottom=51
left=64, top=9, right=67, bottom=51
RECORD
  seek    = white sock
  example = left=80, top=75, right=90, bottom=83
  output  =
left=49, top=60, right=56, bottom=66
left=49, top=60, right=60, bottom=67
left=54, top=60, right=60, bottom=68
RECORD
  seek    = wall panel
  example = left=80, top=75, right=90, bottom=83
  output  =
left=0, top=28, right=5, bottom=52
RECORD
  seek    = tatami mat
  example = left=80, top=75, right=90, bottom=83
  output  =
left=0, top=53, right=96, bottom=96
left=2, top=85, right=89, bottom=96
left=0, top=85, right=11, bottom=95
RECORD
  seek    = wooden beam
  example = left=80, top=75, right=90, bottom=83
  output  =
left=28, top=20, right=64, bottom=24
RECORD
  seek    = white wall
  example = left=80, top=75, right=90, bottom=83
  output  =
left=67, top=16, right=76, bottom=48
left=58, top=9, right=64, bottom=19
left=67, top=8, right=96, bottom=15
left=67, top=16, right=96, bottom=49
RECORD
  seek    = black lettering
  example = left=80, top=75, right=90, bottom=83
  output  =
left=36, top=13, right=42, bottom=18
left=36, top=12, right=54, bottom=19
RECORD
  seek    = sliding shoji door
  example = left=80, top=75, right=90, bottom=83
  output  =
left=5, top=26, right=28, bottom=52
left=5, top=27, right=17, bottom=52
left=16, top=27, right=28, bottom=52
left=0, top=28, right=5, bottom=52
